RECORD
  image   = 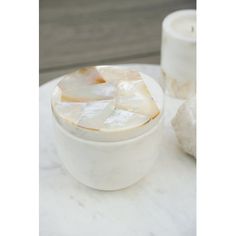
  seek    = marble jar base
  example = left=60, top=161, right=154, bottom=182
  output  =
left=54, top=116, right=163, bottom=191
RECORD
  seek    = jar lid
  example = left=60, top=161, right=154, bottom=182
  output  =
left=51, top=66, right=163, bottom=142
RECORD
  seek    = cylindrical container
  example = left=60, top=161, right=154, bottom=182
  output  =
left=161, top=9, right=196, bottom=99
left=51, top=66, right=164, bottom=190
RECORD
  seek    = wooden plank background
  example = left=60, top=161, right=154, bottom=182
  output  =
left=40, top=0, right=196, bottom=85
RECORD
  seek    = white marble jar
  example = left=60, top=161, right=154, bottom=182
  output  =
left=51, top=67, right=164, bottom=190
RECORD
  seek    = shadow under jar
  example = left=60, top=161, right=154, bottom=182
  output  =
left=51, top=66, right=164, bottom=190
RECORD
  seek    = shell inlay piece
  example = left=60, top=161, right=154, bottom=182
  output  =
left=52, top=66, right=161, bottom=132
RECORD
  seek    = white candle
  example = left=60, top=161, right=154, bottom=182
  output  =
left=161, top=10, right=196, bottom=99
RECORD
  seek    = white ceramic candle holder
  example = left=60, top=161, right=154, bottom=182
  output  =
left=161, top=10, right=196, bottom=99
left=51, top=67, right=164, bottom=190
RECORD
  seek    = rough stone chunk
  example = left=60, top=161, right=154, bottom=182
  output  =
left=172, top=97, right=196, bottom=157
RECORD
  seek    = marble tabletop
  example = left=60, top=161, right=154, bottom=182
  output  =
left=39, top=64, right=196, bottom=236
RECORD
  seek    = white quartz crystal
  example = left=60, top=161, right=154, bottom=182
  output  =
left=171, top=96, right=196, bottom=157
left=52, top=66, right=162, bottom=136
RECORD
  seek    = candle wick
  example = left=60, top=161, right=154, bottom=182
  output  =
left=191, top=26, right=194, bottom=32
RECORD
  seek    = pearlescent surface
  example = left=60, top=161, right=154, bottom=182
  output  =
left=52, top=66, right=161, bottom=132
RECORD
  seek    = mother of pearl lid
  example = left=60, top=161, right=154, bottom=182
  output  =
left=161, top=10, right=196, bottom=99
left=51, top=66, right=164, bottom=142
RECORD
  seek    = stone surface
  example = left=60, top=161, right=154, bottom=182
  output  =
left=40, top=64, right=196, bottom=236
left=172, top=96, right=196, bottom=157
